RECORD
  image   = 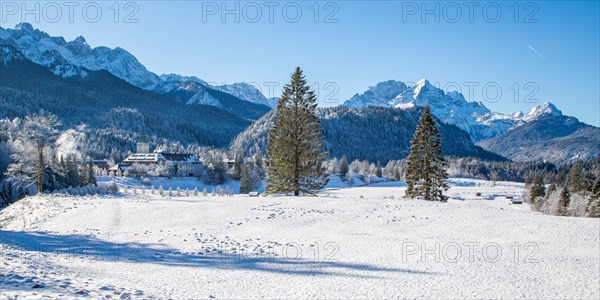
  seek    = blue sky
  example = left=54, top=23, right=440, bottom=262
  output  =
left=1, top=1, right=598, bottom=125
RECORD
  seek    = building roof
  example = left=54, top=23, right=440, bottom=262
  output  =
left=162, top=153, right=197, bottom=162
left=123, top=153, right=162, bottom=163
left=122, top=153, right=198, bottom=164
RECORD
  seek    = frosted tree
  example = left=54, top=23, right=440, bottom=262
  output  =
left=158, top=185, right=164, bottom=196
left=393, top=166, right=401, bottom=181
left=266, top=67, right=327, bottom=196
left=202, top=187, right=208, bottom=196
left=404, top=105, right=448, bottom=202
left=193, top=187, right=198, bottom=196
left=7, top=110, right=60, bottom=194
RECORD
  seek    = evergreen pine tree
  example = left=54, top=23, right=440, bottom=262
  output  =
left=88, top=160, right=97, bottom=186
left=339, top=155, right=349, bottom=179
left=375, top=161, right=382, bottom=178
left=558, top=186, right=570, bottom=216
left=233, top=149, right=245, bottom=179
left=240, top=163, right=255, bottom=194
left=266, top=67, right=327, bottom=196
left=404, top=105, right=449, bottom=202
left=0, top=183, right=8, bottom=207
left=7, top=181, right=13, bottom=204
left=530, top=173, right=546, bottom=203
left=586, top=178, right=600, bottom=218
left=567, top=162, right=583, bottom=193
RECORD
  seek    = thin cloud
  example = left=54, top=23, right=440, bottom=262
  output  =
left=528, top=45, right=547, bottom=60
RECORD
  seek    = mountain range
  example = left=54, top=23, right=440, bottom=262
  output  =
left=343, top=79, right=565, bottom=142
left=0, top=23, right=275, bottom=109
left=1, top=23, right=598, bottom=164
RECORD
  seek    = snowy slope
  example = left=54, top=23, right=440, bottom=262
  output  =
left=343, top=79, right=567, bottom=142
left=1, top=179, right=598, bottom=299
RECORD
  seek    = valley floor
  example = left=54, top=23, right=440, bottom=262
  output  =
left=1, top=179, right=598, bottom=299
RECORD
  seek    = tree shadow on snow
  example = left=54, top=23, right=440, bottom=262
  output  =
left=0, top=230, right=437, bottom=278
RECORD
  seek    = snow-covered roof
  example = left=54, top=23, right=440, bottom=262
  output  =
left=123, top=153, right=163, bottom=163
left=123, top=153, right=198, bottom=164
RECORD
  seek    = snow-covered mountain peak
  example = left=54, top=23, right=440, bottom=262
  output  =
left=72, top=36, right=89, bottom=46
left=343, top=79, right=575, bottom=142
left=343, top=80, right=408, bottom=108
left=14, top=22, right=34, bottom=32
left=212, top=82, right=274, bottom=107
left=524, top=101, right=562, bottom=121
left=413, top=79, right=431, bottom=97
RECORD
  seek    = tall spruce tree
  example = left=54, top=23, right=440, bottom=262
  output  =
left=558, top=186, right=570, bottom=216
left=404, top=105, right=448, bottom=202
left=586, top=178, right=600, bottom=218
left=530, top=173, right=546, bottom=203
left=339, top=155, right=349, bottom=179
left=239, top=162, right=257, bottom=194
left=267, top=67, right=327, bottom=196
left=375, top=161, right=383, bottom=177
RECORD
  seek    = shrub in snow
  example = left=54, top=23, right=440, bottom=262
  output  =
left=158, top=185, right=164, bottom=196
left=202, top=188, right=207, bottom=196
left=211, top=188, right=216, bottom=197
left=124, top=186, right=128, bottom=194
left=141, top=177, right=152, bottom=186
left=193, top=187, right=198, bottom=196
left=53, top=183, right=118, bottom=196
left=142, top=186, right=146, bottom=195
left=168, top=187, right=173, bottom=197
left=151, top=185, right=155, bottom=195
left=133, top=187, right=137, bottom=194
left=185, top=188, right=189, bottom=197
left=176, top=187, right=181, bottom=197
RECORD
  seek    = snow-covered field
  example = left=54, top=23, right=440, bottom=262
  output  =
left=1, top=179, right=599, bottom=299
